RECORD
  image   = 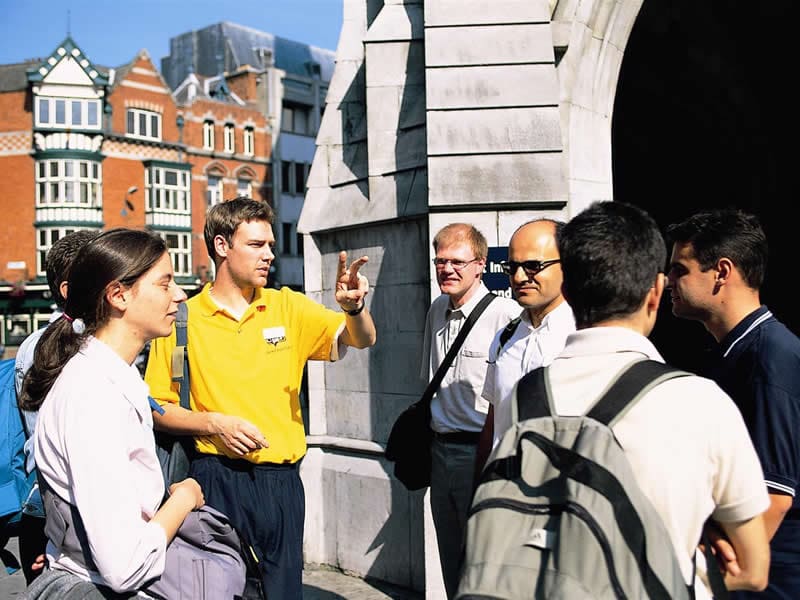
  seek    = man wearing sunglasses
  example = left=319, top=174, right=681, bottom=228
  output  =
left=420, top=223, right=520, bottom=599
left=478, top=219, right=575, bottom=466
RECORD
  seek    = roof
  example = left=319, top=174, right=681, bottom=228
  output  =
left=0, top=61, right=37, bottom=92
left=26, top=36, right=109, bottom=87
left=161, top=21, right=336, bottom=90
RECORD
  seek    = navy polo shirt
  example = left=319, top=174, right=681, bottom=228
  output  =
left=707, top=306, right=800, bottom=567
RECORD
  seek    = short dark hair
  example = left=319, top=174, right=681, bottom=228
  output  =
left=558, top=201, right=666, bottom=328
left=204, top=197, right=275, bottom=261
left=666, top=208, right=767, bottom=290
left=45, top=230, right=101, bottom=308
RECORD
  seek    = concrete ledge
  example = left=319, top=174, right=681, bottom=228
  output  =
left=307, top=434, right=386, bottom=456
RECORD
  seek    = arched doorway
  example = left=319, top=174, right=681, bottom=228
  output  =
left=612, top=0, right=796, bottom=370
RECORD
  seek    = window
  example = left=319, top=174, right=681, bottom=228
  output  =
left=237, top=178, right=252, bottom=199
left=207, top=176, right=223, bottom=206
left=281, top=102, right=310, bottom=135
left=281, top=161, right=292, bottom=194
left=126, top=108, right=161, bottom=140
left=35, top=159, right=102, bottom=206
left=296, top=231, right=304, bottom=256
left=145, top=166, right=189, bottom=211
left=5, top=315, right=32, bottom=347
left=282, top=222, right=293, bottom=255
left=203, top=120, right=215, bottom=150
left=224, top=124, right=235, bottom=153
left=36, top=97, right=101, bottom=129
left=243, top=127, right=254, bottom=155
left=36, top=227, right=92, bottom=275
left=294, top=163, right=307, bottom=196
left=279, top=161, right=307, bottom=196
left=161, top=232, right=192, bottom=277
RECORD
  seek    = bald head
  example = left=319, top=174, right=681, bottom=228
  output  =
left=507, top=219, right=566, bottom=326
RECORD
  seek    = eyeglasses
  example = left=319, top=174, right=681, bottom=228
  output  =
left=500, top=259, right=561, bottom=277
left=432, top=258, right=479, bottom=271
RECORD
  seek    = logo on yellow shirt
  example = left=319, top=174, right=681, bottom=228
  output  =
left=262, top=326, right=287, bottom=346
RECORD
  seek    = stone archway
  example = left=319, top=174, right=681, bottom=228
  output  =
left=611, top=0, right=796, bottom=368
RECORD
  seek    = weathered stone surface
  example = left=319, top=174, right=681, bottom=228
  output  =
left=426, top=64, right=559, bottom=109
left=425, top=24, right=554, bottom=66
left=426, top=106, right=562, bottom=155
left=424, top=0, right=551, bottom=26
left=428, top=153, right=566, bottom=205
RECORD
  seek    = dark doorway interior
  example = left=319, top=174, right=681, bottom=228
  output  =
left=612, top=1, right=796, bottom=371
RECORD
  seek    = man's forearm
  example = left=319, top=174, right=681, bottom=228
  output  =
left=764, top=492, right=792, bottom=541
left=342, top=307, right=377, bottom=348
left=153, top=403, right=214, bottom=436
left=719, top=514, right=770, bottom=592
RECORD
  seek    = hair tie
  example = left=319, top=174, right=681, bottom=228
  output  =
left=62, top=313, right=86, bottom=335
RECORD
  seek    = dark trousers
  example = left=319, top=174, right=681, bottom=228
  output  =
left=19, top=513, right=48, bottom=585
left=190, top=455, right=305, bottom=600
left=430, top=436, right=479, bottom=599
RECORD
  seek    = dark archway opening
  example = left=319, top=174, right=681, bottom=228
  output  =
left=612, top=0, right=796, bottom=372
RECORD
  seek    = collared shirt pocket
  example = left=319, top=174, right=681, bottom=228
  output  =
left=457, top=348, right=490, bottom=393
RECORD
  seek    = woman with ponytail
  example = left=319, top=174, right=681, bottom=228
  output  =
left=20, top=228, right=203, bottom=598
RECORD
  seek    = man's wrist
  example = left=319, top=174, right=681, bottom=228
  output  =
left=344, top=302, right=365, bottom=316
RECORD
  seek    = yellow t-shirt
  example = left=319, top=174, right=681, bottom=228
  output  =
left=144, top=284, right=346, bottom=464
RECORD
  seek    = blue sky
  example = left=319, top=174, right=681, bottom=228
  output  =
left=0, top=0, right=343, bottom=67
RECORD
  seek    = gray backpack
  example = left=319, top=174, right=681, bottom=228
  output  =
left=37, top=474, right=258, bottom=599
left=457, top=360, right=696, bottom=600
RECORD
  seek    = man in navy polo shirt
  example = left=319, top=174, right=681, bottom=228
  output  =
left=668, top=208, right=800, bottom=598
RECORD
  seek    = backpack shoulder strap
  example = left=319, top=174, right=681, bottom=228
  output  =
left=498, top=316, right=522, bottom=353
left=586, top=359, right=690, bottom=427
left=169, top=302, right=190, bottom=410
left=514, top=366, right=554, bottom=423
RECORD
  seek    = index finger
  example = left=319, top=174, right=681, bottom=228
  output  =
left=337, top=251, right=348, bottom=279
left=347, top=256, right=369, bottom=281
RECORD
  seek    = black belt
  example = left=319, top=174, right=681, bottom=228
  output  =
left=432, top=430, right=481, bottom=444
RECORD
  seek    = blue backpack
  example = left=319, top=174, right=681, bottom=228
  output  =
left=0, top=357, right=35, bottom=533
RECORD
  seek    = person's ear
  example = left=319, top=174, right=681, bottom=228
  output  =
left=476, top=258, right=486, bottom=278
left=59, top=280, right=69, bottom=302
left=105, top=281, right=128, bottom=312
left=214, top=235, right=229, bottom=259
left=647, top=273, right=666, bottom=313
left=715, top=258, right=734, bottom=286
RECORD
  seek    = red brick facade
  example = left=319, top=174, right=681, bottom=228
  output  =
left=0, top=39, right=271, bottom=348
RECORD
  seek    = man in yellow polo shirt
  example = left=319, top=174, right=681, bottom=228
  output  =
left=145, top=197, right=376, bottom=599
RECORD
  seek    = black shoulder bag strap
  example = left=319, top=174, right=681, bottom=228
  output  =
left=498, top=316, right=522, bottom=354
left=420, top=293, right=498, bottom=412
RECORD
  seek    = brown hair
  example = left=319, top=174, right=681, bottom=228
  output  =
left=204, top=197, right=275, bottom=262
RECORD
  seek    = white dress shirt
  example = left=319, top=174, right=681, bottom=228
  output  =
left=420, top=283, right=521, bottom=433
left=34, top=336, right=167, bottom=594
left=482, top=300, right=575, bottom=445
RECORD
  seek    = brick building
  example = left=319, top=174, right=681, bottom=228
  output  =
left=161, top=21, right=335, bottom=290
left=0, top=36, right=271, bottom=350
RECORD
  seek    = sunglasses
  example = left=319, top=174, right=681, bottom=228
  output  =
left=499, top=259, right=561, bottom=277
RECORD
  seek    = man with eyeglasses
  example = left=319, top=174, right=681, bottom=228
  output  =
left=420, top=223, right=520, bottom=599
left=478, top=219, right=575, bottom=462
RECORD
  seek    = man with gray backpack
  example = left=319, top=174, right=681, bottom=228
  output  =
left=458, top=201, right=771, bottom=599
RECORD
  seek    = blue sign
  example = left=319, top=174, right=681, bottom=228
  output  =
left=484, top=246, right=512, bottom=298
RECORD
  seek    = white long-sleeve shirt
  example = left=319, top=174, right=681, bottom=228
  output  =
left=34, top=336, right=167, bottom=594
